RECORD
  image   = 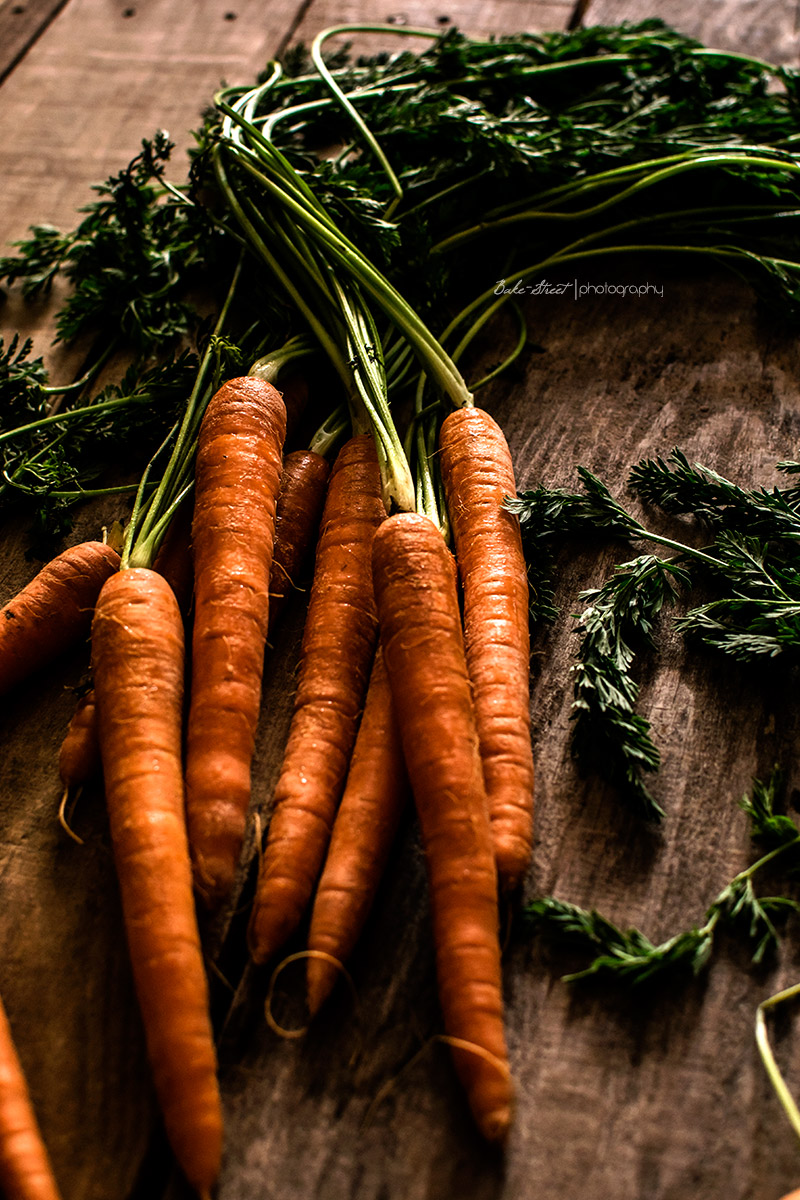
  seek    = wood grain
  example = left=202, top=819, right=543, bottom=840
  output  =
left=584, top=0, right=800, bottom=65
left=288, top=0, right=578, bottom=48
left=0, top=0, right=69, bottom=85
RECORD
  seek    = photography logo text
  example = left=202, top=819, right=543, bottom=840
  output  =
left=494, top=278, right=664, bottom=298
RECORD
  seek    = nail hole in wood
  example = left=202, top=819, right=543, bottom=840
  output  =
left=437, top=14, right=451, bottom=22
left=11, top=4, right=25, bottom=13
left=224, top=10, right=238, bottom=19
left=122, top=6, right=136, bottom=16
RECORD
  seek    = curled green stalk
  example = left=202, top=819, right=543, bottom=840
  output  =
left=756, top=982, right=800, bottom=1144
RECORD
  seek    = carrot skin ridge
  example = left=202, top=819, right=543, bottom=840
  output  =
left=306, top=643, right=408, bottom=1015
left=0, top=994, right=63, bottom=1200
left=0, top=542, right=120, bottom=697
left=372, top=512, right=513, bottom=1146
left=268, top=449, right=331, bottom=632
left=248, top=434, right=385, bottom=965
left=92, top=568, right=222, bottom=1193
left=185, top=376, right=287, bottom=907
left=439, top=406, right=534, bottom=891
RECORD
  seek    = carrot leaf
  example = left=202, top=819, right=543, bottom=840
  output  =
left=526, top=768, right=800, bottom=985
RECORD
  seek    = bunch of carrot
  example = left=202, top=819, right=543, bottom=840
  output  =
left=0, top=30, right=535, bottom=1197
left=0, top=358, right=533, bottom=1197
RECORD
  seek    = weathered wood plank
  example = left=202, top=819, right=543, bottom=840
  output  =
left=3, top=2, right=800, bottom=1200
left=288, top=0, right=577, bottom=47
left=0, top=0, right=69, bottom=85
left=584, top=0, right=800, bottom=65
left=0, top=0, right=309, bottom=379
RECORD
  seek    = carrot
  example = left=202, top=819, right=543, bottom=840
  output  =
left=185, top=376, right=287, bottom=907
left=0, top=994, right=62, bottom=1200
left=0, top=541, right=119, bottom=697
left=248, top=434, right=385, bottom=965
left=268, top=449, right=331, bottom=632
left=439, top=406, right=534, bottom=891
left=58, top=688, right=100, bottom=790
left=372, top=511, right=513, bottom=1145
left=92, top=567, right=222, bottom=1194
left=306, top=643, right=408, bottom=1015
left=58, top=505, right=195, bottom=796
left=56, top=447, right=320, bottom=798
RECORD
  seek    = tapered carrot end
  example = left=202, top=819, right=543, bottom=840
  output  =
left=305, top=959, right=336, bottom=1018
left=478, top=1103, right=513, bottom=1146
left=247, top=894, right=300, bottom=966
left=192, top=853, right=236, bottom=911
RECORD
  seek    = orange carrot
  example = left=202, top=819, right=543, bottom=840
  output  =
left=306, top=643, right=408, bottom=1015
left=185, top=376, right=286, bottom=907
left=58, top=689, right=100, bottom=790
left=439, top=406, right=534, bottom=891
left=248, top=434, right=385, bottom=965
left=0, top=542, right=119, bottom=696
left=372, top=511, right=513, bottom=1145
left=0, top=994, right=62, bottom=1200
left=92, top=567, right=222, bottom=1194
left=268, top=449, right=331, bottom=632
left=58, top=504, right=196, bottom=795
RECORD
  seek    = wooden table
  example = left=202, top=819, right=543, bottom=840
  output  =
left=2, top=1, right=800, bottom=1197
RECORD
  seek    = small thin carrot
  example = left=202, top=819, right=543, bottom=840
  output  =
left=306, top=643, right=408, bottom=1015
left=0, top=993, right=62, bottom=1200
left=439, top=406, right=534, bottom=891
left=248, top=434, right=385, bottom=965
left=268, top=449, right=331, bottom=632
left=0, top=542, right=119, bottom=697
left=372, top=511, right=513, bottom=1145
left=58, top=688, right=100, bottom=791
left=92, top=567, right=222, bottom=1195
left=185, top=376, right=287, bottom=907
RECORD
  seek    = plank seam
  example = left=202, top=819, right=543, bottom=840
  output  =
left=275, top=0, right=317, bottom=59
left=567, top=0, right=591, bottom=31
left=0, top=0, right=71, bottom=87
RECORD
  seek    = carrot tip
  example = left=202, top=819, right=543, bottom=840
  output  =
left=305, top=950, right=356, bottom=1018
left=480, top=1104, right=513, bottom=1146
left=192, top=855, right=236, bottom=911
